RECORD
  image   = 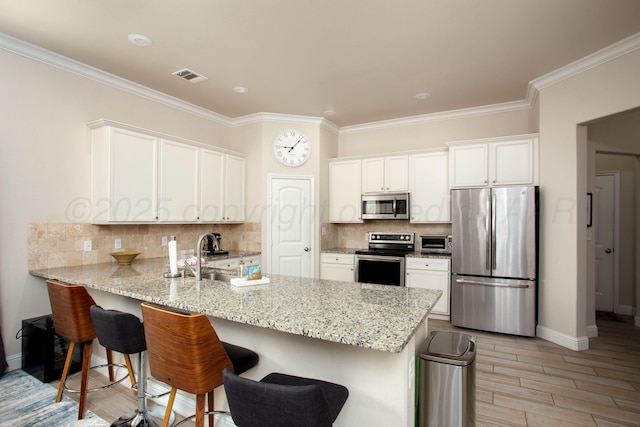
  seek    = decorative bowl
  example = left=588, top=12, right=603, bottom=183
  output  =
left=111, top=251, right=141, bottom=265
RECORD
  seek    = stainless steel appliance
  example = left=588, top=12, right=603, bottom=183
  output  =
left=419, top=235, right=452, bottom=255
left=355, top=232, right=414, bottom=286
left=451, top=186, right=538, bottom=337
left=361, top=193, right=410, bottom=220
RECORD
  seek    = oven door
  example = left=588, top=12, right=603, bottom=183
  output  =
left=355, top=255, right=405, bottom=286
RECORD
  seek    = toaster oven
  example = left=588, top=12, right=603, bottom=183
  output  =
left=419, top=235, right=452, bottom=255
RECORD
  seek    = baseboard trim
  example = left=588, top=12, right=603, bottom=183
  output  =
left=536, top=325, right=589, bottom=351
left=585, top=324, right=598, bottom=338
left=5, top=353, right=22, bottom=372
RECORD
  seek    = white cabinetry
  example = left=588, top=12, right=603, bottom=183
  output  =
left=329, top=159, right=362, bottom=223
left=362, top=155, right=408, bottom=193
left=91, top=125, right=158, bottom=223
left=409, top=151, right=450, bottom=222
left=89, top=120, right=245, bottom=224
left=223, top=154, right=246, bottom=222
left=321, top=253, right=355, bottom=282
left=212, top=254, right=260, bottom=270
left=158, top=139, right=199, bottom=222
left=448, top=135, right=538, bottom=188
left=405, top=257, right=450, bottom=318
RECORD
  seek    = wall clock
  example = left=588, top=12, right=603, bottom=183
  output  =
left=273, top=130, right=310, bottom=167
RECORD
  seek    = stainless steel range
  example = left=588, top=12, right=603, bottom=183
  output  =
left=355, top=232, right=414, bottom=286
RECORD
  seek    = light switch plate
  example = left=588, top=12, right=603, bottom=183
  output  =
left=84, top=240, right=92, bottom=252
left=114, top=238, right=122, bottom=249
left=162, top=236, right=168, bottom=246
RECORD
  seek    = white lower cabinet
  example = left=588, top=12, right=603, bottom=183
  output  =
left=212, top=255, right=260, bottom=271
left=321, top=253, right=355, bottom=282
left=405, top=257, right=450, bottom=317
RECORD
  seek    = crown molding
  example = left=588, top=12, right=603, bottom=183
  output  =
left=0, top=32, right=233, bottom=126
left=530, top=32, right=640, bottom=91
left=3, top=30, right=638, bottom=135
left=339, top=100, right=531, bottom=135
left=231, top=112, right=340, bottom=134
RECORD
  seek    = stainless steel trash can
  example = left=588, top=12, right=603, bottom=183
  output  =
left=419, top=331, right=476, bottom=427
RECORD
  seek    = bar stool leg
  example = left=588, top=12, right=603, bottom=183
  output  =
left=57, top=340, right=77, bottom=403
left=78, top=341, right=93, bottom=420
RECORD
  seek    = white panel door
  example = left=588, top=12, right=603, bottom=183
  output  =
left=269, top=177, right=313, bottom=278
left=595, top=174, right=616, bottom=311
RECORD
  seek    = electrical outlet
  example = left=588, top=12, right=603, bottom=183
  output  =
left=162, top=236, right=168, bottom=246
left=114, top=238, right=122, bottom=249
left=84, top=240, right=92, bottom=252
left=365, top=232, right=369, bottom=241
left=321, top=226, right=327, bottom=236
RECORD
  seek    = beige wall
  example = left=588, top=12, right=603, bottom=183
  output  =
left=338, top=108, right=536, bottom=157
left=537, top=48, right=640, bottom=343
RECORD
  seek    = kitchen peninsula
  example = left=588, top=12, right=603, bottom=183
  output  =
left=29, top=258, right=441, bottom=427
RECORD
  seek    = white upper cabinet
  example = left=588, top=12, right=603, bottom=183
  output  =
left=448, top=135, right=538, bottom=188
left=199, top=151, right=245, bottom=223
left=362, top=155, right=408, bottom=193
left=91, top=125, right=158, bottom=223
left=89, top=120, right=245, bottom=224
left=409, top=151, right=450, bottom=223
left=329, top=159, right=362, bottom=223
left=223, top=154, right=246, bottom=222
left=200, top=149, right=224, bottom=222
left=158, top=139, right=199, bottom=222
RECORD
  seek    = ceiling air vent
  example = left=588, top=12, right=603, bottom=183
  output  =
left=172, top=68, right=208, bottom=84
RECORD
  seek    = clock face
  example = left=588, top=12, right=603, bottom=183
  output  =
left=273, top=130, right=310, bottom=167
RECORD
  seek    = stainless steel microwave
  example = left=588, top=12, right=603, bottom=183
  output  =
left=361, top=193, right=410, bottom=220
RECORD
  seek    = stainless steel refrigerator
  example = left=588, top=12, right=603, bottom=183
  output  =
left=451, top=186, right=538, bottom=337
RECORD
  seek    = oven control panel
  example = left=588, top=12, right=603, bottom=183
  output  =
left=368, top=232, right=414, bottom=244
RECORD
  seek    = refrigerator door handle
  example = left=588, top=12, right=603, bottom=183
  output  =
left=485, top=193, right=491, bottom=270
left=491, top=192, right=497, bottom=271
left=455, top=278, right=530, bottom=289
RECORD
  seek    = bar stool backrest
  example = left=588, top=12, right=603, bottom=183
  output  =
left=46, top=280, right=97, bottom=343
left=141, top=303, right=234, bottom=395
left=90, top=305, right=146, bottom=355
left=222, top=369, right=334, bottom=427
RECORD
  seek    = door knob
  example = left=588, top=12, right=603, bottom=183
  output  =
left=304, top=247, right=310, bottom=252
left=605, top=248, right=612, bottom=253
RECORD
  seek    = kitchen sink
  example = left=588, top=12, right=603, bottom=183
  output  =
left=184, top=268, right=235, bottom=282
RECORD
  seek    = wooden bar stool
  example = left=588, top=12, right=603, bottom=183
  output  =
left=46, top=280, right=125, bottom=419
left=222, top=368, right=349, bottom=427
left=140, top=303, right=259, bottom=427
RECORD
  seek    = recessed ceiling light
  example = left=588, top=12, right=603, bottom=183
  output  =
left=233, top=86, right=248, bottom=94
left=128, top=34, right=153, bottom=47
left=415, top=92, right=431, bottom=100
left=323, top=110, right=336, bottom=116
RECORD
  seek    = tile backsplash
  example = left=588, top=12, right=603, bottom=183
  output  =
left=28, top=222, right=261, bottom=270
left=321, top=221, right=452, bottom=251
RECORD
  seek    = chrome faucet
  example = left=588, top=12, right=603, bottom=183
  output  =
left=195, top=233, right=216, bottom=281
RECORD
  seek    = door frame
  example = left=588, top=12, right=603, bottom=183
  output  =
left=266, top=174, right=315, bottom=277
left=595, top=171, right=621, bottom=314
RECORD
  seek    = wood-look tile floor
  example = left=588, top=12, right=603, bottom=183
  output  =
left=53, top=316, right=640, bottom=427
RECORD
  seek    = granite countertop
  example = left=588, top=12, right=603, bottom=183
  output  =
left=320, top=248, right=359, bottom=255
left=29, top=258, right=441, bottom=353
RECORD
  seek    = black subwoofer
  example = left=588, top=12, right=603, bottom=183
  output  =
left=21, top=314, right=82, bottom=383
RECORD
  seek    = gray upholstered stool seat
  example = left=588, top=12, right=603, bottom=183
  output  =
left=90, top=305, right=165, bottom=427
left=222, top=368, right=349, bottom=427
